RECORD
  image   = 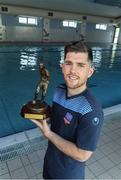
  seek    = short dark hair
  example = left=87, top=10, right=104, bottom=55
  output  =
left=64, top=41, right=93, bottom=64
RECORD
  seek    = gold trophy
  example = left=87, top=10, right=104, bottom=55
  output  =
left=21, top=63, right=51, bottom=120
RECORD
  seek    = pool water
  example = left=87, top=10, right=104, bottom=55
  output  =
left=0, top=43, right=121, bottom=137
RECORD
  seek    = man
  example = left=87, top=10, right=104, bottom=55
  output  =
left=31, top=41, right=104, bottom=179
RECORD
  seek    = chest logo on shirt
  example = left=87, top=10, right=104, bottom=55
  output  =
left=92, top=117, right=99, bottom=126
left=64, top=112, right=73, bottom=124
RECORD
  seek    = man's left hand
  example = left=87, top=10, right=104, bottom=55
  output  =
left=30, top=118, right=51, bottom=138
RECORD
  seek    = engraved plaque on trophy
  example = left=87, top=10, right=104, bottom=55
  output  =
left=20, top=63, right=51, bottom=120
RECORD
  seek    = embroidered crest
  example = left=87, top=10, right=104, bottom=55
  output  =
left=64, top=112, right=73, bottom=124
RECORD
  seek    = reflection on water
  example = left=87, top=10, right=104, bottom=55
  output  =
left=92, top=47, right=102, bottom=69
left=20, top=51, right=38, bottom=71
left=20, top=47, right=38, bottom=70
left=18, top=45, right=121, bottom=73
left=92, top=45, right=121, bottom=72
left=60, top=48, right=64, bottom=67
left=109, top=44, right=117, bottom=69
left=1, top=44, right=121, bottom=137
left=19, top=46, right=64, bottom=71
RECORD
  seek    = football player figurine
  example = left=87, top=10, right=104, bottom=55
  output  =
left=33, top=63, right=50, bottom=103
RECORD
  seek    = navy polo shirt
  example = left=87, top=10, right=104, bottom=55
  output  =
left=43, top=84, right=104, bottom=179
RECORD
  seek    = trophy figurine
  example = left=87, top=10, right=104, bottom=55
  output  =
left=21, top=63, right=51, bottom=120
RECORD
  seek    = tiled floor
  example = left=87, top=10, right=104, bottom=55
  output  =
left=0, top=113, right=121, bottom=179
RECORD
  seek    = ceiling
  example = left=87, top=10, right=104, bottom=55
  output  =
left=0, top=0, right=121, bottom=19
left=94, top=0, right=121, bottom=8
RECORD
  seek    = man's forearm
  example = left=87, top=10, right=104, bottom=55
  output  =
left=47, top=130, right=92, bottom=162
left=30, top=119, right=92, bottom=162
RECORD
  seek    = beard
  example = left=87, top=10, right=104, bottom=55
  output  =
left=64, top=78, right=86, bottom=90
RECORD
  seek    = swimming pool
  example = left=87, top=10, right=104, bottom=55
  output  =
left=0, top=43, right=121, bottom=137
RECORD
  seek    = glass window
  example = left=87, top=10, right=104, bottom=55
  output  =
left=96, top=24, right=107, bottom=30
left=63, top=20, right=77, bottom=28
left=69, top=21, right=77, bottom=28
left=96, top=24, right=100, bottom=29
left=28, top=17, right=37, bottom=25
left=63, top=21, right=69, bottom=27
left=100, top=24, right=107, bottom=30
left=18, top=16, right=37, bottom=25
left=19, top=17, right=27, bottom=24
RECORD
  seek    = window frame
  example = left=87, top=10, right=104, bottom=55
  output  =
left=62, top=20, right=77, bottom=28
left=18, top=16, right=37, bottom=25
left=96, top=24, right=107, bottom=30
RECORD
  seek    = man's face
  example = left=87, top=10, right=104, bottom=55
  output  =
left=62, top=52, right=94, bottom=91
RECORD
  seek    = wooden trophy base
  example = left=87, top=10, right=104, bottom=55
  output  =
left=20, top=100, right=51, bottom=120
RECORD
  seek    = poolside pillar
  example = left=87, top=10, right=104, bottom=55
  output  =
left=0, top=15, right=6, bottom=41
left=80, top=23, right=86, bottom=41
left=42, top=18, right=50, bottom=42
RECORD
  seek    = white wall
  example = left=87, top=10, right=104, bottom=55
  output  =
left=5, top=26, right=43, bottom=41
left=3, top=25, right=115, bottom=43
left=50, top=28, right=79, bottom=42
left=86, top=24, right=115, bottom=43
left=86, top=30, right=114, bottom=43
left=1, top=14, right=115, bottom=43
left=4, top=26, right=80, bottom=42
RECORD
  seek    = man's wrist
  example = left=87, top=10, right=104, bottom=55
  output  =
left=45, top=130, right=53, bottom=140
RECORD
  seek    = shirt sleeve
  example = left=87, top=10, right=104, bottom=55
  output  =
left=76, top=109, right=104, bottom=151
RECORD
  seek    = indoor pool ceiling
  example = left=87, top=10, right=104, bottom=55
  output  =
left=0, top=0, right=121, bottom=19
left=94, top=0, right=121, bottom=8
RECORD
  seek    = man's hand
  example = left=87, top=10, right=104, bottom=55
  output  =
left=30, top=118, right=51, bottom=138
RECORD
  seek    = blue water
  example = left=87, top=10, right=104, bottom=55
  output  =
left=0, top=43, right=121, bottom=137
